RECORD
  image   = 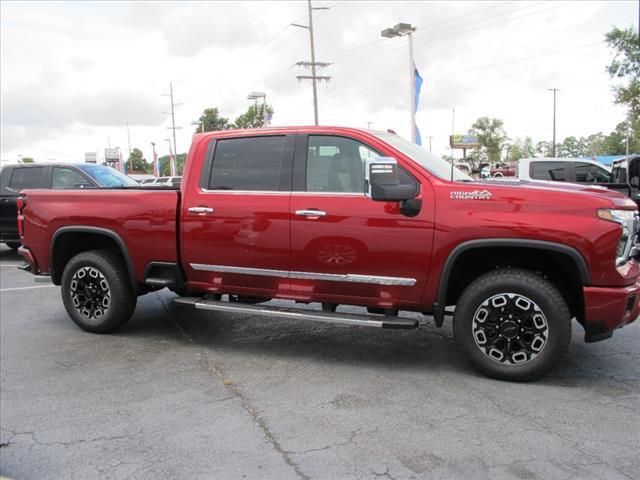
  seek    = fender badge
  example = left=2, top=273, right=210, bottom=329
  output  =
left=450, top=189, right=492, bottom=200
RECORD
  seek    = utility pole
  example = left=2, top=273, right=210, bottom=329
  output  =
left=293, top=0, right=331, bottom=125
left=163, top=82, right=181, bottom=159
left=366, top=121, right=374, bottom=129
left=427, top=136, right=434, bottom=152
left=126, top=122, right=131, bottom=156
left=548, top=88, right=560, bottom=157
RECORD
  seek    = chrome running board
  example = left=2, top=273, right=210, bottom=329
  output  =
left=174, top=297, right=418, bottom=330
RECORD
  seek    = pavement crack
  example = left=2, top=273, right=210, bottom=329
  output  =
left=158, top=292, right=311, bottom=480
left=370, top=466, right=397, bottom=480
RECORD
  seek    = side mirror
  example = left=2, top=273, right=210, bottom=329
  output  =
left=365, top=157, right=416, bottom=201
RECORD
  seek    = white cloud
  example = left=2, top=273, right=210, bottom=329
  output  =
left=1, top=0, right=637, bottom=164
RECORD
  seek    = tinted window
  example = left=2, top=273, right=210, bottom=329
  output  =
left=530, top=161, right=567, bottom=181
left=574, top=162, right=611, bottom=183
left=306, top=135, right=416, bottom=193
left=9, top=167, right=45, bottom=189
left=208, top=136, right=285, bottom=191
left=52, top=168, right=93, bottom=189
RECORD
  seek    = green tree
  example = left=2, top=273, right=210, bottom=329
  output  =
left=125, top=148, right=151, bottom=173
left=507, top=137, right=536, bottom=161
left=20, top=157, right=35, bottom=163
left=469, top=117, right=508, bottom=163
left=158, top=153, right=187, bottom=176
left=605, top=26, right=640, bottom=127
left=233, top=103, right=274, bottom=129
left=602, top=121, right=640, bottom=154
left=556, top=136, right=585, bottom=157
left=583, top=133, right=607, bottom=157
left=197, top=107, right=231, bottom=134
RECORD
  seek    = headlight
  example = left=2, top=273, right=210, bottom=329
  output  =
left=597, top=209, right=638, bottom=266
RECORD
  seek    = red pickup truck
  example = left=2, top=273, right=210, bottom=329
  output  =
left=17, top=126, right=640, bottom=380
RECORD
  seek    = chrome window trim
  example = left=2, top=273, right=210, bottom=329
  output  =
left=190, top=263, right=416, bottom=286
left=199, top=189, right=365, bottom=196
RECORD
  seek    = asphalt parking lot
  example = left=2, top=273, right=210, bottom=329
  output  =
left=0, top=244, right=639, bottom=480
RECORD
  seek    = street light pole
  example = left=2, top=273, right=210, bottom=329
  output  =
left=548, top=88, right=560, bottom=157
left=382, top=23, right=417, bottom=143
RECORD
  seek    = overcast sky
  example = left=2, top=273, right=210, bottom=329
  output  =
left=1, top=0, right=638, bottom=164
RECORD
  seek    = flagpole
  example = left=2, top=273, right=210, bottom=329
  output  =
left=408, top=30, right=416, bottom=143
left=151, top=142, right=158, bottom=177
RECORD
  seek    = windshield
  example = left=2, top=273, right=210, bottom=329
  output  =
left=371, top=131, right=473, bottom=181
left=77, top=164, right=138, bottom=187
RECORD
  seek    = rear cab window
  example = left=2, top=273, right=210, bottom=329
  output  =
left=207, top=136, right=288, bottom=191
left=9, top=167, right=45, bottom=190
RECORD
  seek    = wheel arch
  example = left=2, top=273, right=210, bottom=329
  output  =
left=433, top=239, right=591, bottom=326
left=50, top=226, right=137, bottom=291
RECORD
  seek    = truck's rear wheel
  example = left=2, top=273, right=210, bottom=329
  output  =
left=61, top=250, right=136, bottom=333
left=453, top=269, right=571, bottom=381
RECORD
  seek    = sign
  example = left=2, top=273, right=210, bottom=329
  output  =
left=450, top=134, right=480, bottom=149
left=105, top=148, right=119, bottom=161
left=84, top=152, right=97, bottom=163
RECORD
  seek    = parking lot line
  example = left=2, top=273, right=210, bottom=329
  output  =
left=0, top=264, right=24, bottom=267
left=0, top=285, right=57, bottom=292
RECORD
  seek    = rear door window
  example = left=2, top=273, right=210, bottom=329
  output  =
left=530, top=161, right=568, bottom=181
left=9, top=167, right=45, bottom=190
left=208, top=136, right=286, bottom=191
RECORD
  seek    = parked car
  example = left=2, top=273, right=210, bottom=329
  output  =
left=517, top=157, right=638, bottom=205
left=143, top=176, right=181, bottom=188
left=0, top=163, right=136, bottom=251
left=127, top=174, right=155, bottom=183
left=490, top=162, right=516, bottom=177
left=17, top=127, right=640, bottom=381
left=610, top=155, right=640, bottom=205
left=518, top=157, right=611, bottom=182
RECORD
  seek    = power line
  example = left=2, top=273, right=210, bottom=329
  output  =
left=174, top=1, right=275, bottom=88
left=318, top=41, right=603, bottom=101
left=162, top=82, right=182, bottom=155
left=331, top=1, right=573, bottom=66
left=181, top=2, right=340, bottom=106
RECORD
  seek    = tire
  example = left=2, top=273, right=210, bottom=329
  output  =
left=453, top=268, right=571, bottom=381
left=5, top=241, right=20, bottom=252
left=61, top=250, right=136, bottom=333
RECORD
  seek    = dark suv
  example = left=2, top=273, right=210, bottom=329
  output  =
left=0, top=163, right=137, bottom=250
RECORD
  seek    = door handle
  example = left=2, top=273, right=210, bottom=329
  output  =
left=295, top=209, right=327, bottom=217
left=188, top=206, right=214, bottom=214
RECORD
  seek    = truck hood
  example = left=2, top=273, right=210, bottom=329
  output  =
left=473, top=178, right=636, bottom=208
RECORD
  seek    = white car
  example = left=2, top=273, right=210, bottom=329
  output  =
left=144, top=176, right=181, bottom=187
left=517, top=158, right=612, bottom=184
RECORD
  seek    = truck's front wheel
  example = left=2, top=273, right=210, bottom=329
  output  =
left=61, top=250, right=136, bottom=333
left=453, top=269, right=571, bottom=381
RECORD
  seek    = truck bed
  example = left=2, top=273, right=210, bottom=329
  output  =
left=21, top=188, right=180, bottom=284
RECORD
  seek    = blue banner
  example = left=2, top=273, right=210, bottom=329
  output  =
left=414, top=67, right=423, bottom=145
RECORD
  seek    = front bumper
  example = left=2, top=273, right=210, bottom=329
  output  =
left=583, top=277, right=640, bottom=342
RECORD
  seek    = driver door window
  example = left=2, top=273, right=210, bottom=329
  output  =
left=52, top=168, right=93, bottom=189
left=574, top=162, right=612, bottom=183
left=305, top=136, right=416, bottom=193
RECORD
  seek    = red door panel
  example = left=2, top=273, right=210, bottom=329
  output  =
left=289, top=193, right=434, bottom=308
left=181, top=192, right=290, bottom=294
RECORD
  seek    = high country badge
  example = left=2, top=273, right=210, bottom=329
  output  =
left=450, top=190, right=492, bottom=200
